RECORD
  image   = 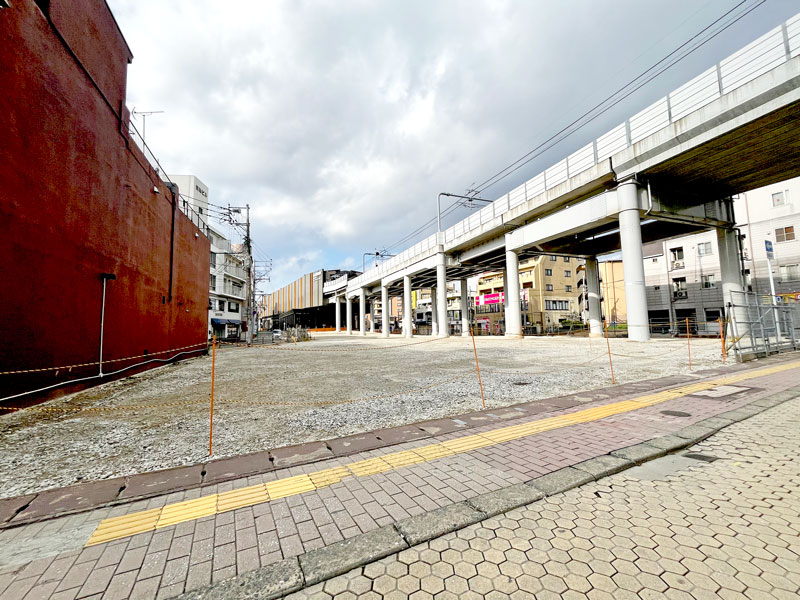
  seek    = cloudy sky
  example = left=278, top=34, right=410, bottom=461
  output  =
left=108, top=0, right=799, bottom=293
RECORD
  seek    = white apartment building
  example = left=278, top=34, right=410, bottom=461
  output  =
left=208, top=225, right=248, bottom=340
left=641, top=176, right=800, bottom=332
left=170, top=174, right=210, bottom=228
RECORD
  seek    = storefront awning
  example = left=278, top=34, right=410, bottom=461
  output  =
left=211, top=318, right=241, bottom=326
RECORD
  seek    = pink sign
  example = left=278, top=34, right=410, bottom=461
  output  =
left=475, top=292, right=504, bottom=306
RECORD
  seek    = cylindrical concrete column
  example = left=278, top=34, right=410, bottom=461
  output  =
left=369, top=300, right=375, bottom=333
left=586, top=257, right=602, bottom=337
left=618, top=179, right=650, bottom=341
left=359, top=288, right=366, bottom=336
left=430, top=288, right=438, bottom=337
left=381, top=286, right=389, bottom=338
left=346, top=296, right=353, bottom=335
left=505, top=248, right=522, bottom=337
left=461, top=278, right=470, bottom=337
left=335, top=296, right=341, bottom=333
left=403, top=275, right=412, bottom=338
left=436, top=255, right=449, bottom=338
left=717, top=227, right=746, bottom=339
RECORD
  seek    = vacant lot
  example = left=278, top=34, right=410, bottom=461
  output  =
left=0, top=333, right=724, bottom=497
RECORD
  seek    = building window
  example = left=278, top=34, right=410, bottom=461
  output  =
left=780, top=264, right=800, bottom=281
left=565, top=285, right=572, bottom=292
left=564, top=270, right=571, bottom=277
left=563, top=257, right=570, bottom=263
left=208, top=298, right=213, bottom=310
left=673, top=277, right=687, bottom=299
left=545, top=284, right=553, bottom=291
left=210, top=275, right=216, bottom=290
left=545, top=269, right=553, bottom=276
left=210, top=252, right=216, bottom=267
left=654, top=285, right=661, bottom=290
left=229, top=302, right=239, bottom=313
left=218, top=300, right=225, bottom=311
left=776, top=226, right=795, bottom=242
left=545, top=300, right=569, bottom=310
left=772, top=191, right=786, bottom=207
left=702, top=274, right=716, bottom=288
left=550, top=255, right=557, bottom=261
left=670, top=247, right=684, bottom=269
left=697, top=242, right=712, bottom=256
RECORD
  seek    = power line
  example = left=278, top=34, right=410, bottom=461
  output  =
left=471, top=0, right=764, bottom=196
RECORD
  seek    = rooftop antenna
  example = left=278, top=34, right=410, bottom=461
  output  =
left=131, top=108, right=164, bottom=146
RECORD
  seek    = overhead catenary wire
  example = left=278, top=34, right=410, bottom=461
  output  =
left=470, top=0, right=765, bottom=196
left=378, top=0, right=765, bottom=254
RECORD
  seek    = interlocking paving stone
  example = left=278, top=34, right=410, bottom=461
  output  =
left=286, top=396, right=800, bottom=600
left=1, top=365, right=798, bottom=599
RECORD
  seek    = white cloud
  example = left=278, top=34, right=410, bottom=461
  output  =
left=109, top=0, right=799, bottom=290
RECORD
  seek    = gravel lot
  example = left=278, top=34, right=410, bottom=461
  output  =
left=0, top=333, right=724, bottom=497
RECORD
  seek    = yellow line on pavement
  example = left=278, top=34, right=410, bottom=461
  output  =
left=85, top=360, right=800, bottom=546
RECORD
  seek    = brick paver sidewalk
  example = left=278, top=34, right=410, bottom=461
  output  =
left=0, top=356, right=798, bottom=599
left=290, top=396, right=800, bottom=600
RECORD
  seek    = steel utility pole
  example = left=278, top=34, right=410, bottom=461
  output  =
left=245, top=203, right=254, bottom=346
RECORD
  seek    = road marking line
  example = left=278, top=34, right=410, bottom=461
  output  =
left=84, top=359, right=800, bottom=546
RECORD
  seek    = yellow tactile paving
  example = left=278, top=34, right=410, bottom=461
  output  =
left=84, top=359, right=800, bottom=546
left=156, top=495, right=217, bottom=528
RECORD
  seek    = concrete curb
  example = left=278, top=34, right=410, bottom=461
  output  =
left=173, top=386, right=800, bottom=600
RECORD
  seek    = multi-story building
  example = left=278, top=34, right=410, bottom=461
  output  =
left=170, top=174, right=210, bottom=228
left=208, top=225, right=248, bottom=340
left=476, top=256, right=582, bottom=333
left=412, top=285, right=474, bottom=334
left=601, top=176, right=800, bottom=334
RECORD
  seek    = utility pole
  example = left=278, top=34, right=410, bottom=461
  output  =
left=245, top=203, right=254, bottom=345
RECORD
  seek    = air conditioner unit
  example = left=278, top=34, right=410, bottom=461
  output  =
left=673, top=290, right=688, bottom=300
left=672, top=260, right=685, bottom=269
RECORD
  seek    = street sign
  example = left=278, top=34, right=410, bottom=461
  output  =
left=765, top=239, right=774, bottom=260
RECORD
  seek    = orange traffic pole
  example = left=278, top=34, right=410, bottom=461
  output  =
left=209, top=335, right=216, bottom=456
left=604, top=320, right=615, bottom=384
left=470, top=326, right=486, bottom=408
left=719, top=317, right=726, bottom=363
left=686, top=317, right=692, bottom=370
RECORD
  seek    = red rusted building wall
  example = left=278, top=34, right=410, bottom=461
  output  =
left=0, top=0, right=210, bottom=401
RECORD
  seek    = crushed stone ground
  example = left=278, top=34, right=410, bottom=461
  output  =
left=0, top=334, right=724, bottom=497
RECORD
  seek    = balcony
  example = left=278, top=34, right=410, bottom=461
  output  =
left=224, top=263, right=247, bottom=281
left=220, top=283, right=246, bottom=299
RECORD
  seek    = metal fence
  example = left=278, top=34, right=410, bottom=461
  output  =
left=729, top=291, right=800, bottom=361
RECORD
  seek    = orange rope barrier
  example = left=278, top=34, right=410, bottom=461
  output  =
left=470, top=327, right=486, bottom=408
left=604, top=321, right=615, bottom=384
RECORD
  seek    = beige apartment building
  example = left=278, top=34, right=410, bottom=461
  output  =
left=476, top=255, right=583, bottom=333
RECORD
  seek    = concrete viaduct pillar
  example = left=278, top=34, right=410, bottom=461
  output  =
left=369, top=300, right=375, bottom=333
left=358, top=288, right=366, bottom=336
left=460, top=278, right=470, bottom=337
left=335, top=296, right=341, bottom=333
left=436, top=254, right=449, bottom=338
left=618, top=179, right=650, bottom=342
left=717, top=227, right=746, bottom=338
left=346, top=296, right=353, bottom=335
left=505, top=248, right=522, bottom=337
left=430, top=288, right=438, bottom=337
left=586, top=257, right=602, bottom=337
left=403, top=275, right=412, bottom=338
left=381, top=285, right=389, bottom=338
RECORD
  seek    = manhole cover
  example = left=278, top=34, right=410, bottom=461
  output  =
left=683, top=453, right=720, bottom=463
left=660, top=410, right=692, bottom=417
left=513, top=382, right=531, bottom=386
